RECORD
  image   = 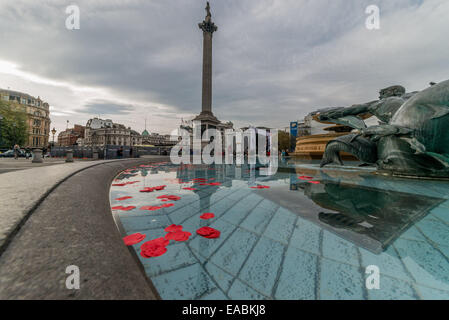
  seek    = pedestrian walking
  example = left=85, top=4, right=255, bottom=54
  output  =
left=13, top=144, right=20, bottom=160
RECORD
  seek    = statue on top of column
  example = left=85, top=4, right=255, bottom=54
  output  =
left=206, top=2, right=211, bottom=20
left=199, top=1, right=217, bottom=33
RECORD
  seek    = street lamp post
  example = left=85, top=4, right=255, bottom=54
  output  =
left=0, top=115, right=3, bottom=147
left=51, top=127, right=56, bottom=146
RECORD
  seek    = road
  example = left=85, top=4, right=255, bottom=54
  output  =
left=0, top=158, right=74, bottom=174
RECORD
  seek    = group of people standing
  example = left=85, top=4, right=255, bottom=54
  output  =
left=13, top=144, right=32, bottom=159
left=12, top=145, right=48, bottom=160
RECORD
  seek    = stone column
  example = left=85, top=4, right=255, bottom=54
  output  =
left=32, top=149, right=43, bottom=163
left=202, top=31, right=213, bottom=114
left=198, top=4, right=217, bottom=117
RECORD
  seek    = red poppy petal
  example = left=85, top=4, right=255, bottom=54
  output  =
left=115, top=196, right=133, bottom=201
left=196, top=227, right=221, bottom=239
left=165, top=231, right=192, bottom=242
left=307, top=181, right=320, bottom=184
left=112, top=206, right=136, bottom=211
left=200, top=213, right=215, bottom=220
left=123, top=233, right=146, bottom=246
left=164, top=224, right=183, bottom=232
left=140, top=245, right=167, bottom=258
left=140, top=206, right=162, bottom=211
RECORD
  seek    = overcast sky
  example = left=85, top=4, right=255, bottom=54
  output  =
left=0, top=0, right=448, bottom=135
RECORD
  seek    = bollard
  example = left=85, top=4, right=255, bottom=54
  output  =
left=66, top=149, right=74, bottom=163
left=32, top=149, right=43, bottom=163
left=93, top=151, right=99, bottom=160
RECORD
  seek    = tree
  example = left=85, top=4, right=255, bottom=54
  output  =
left=0, top=100, right=28, bottom=148
left=278, top=130, right=291, bottom=151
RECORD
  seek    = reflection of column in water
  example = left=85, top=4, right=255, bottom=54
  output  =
left=235, top=165, right=241, bottom=180
left=250, top=163, right=256, bottom=184
left=289, top=173, right=298, bottom=191
left=196, top=191, right=213, bottom=291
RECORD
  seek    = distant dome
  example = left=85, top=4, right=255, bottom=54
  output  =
left=142, top=129, right=150, bottom=136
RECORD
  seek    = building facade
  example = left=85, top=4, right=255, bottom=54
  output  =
left=83, top=118, right=142, bottom=147
left=57, top=124, right=85, bottom=146
left=0, top=89, right=51, bottom=148
left=141, top=129, right=176, bottom=146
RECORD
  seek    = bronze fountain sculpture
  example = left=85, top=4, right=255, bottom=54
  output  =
left=319, top=79, right=449, bottom=178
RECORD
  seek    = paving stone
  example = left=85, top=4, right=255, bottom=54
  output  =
left=394, top=238, right=449, bottom=292
left=320, top=258, right=365, bottom=300
left=415, top=284, right=449, bottom=300
left=359, top=245, right=412, bottom=282
left=228, top=279, right=266, bottom=300
left=204, top=262, right=234, bottom=292
left=151, top=263, right=216, bottom=300
left=263, top=207, right=296, bottom=245
left=210, top=228, right=259, bottom=276
left=289, top=219, right=321, bottom=255
left=367, top=275, right=417, bottom=300
left=417, top=217, right=449, bottom=247
left=221, top=194, right=263, bottom=225
left=201, top=288, right=228, bottom=300
left=241, top=203, right=275, bottom=235
left=275, top=246, right=318, bottom=300
left=239, top=237, right=285, bottom=297
left=322, top=230, right=360, bottom=267
left=140, top=242, right=197, bottom=277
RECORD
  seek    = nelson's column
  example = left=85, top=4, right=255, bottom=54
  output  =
left=194, top=2, right=232, bottom=136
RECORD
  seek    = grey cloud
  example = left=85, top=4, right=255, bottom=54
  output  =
left=0, top=0, right=448, bottom=131
left=78, top=100, right=135, bottom=115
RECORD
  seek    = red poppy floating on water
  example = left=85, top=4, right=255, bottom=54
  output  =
left=183, top=187, right=197, bottom=191
left=123, top=233, right=146, bottom=246
left=140, top=238, right=169, bottom=258
left=199, top=182, right=221, bottom=186
left=140, top=205, right=162, bottom=211
left=140, top=203, right=174, bottom=211
left=298, top=176, right=314, bottom=181
left=115, top=196, right=133, bottom=201
left=307, top=181, right=321, bottom=184
left=196, top=226, right=221, bottom=239
left=157, top=195, right=181, bottom=201
left=165, top=224, right=183, bottom=232
left=139, top=185, right=167, bottom=193
left=200, top=213, right=215, bottom=220
left=113, top=181, right=139, bottom=187
left=111, top=205, right=136, bottom=211
left=250, top=185, right=270, bottom=189
left=165, top=230, right=192, bottom=242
